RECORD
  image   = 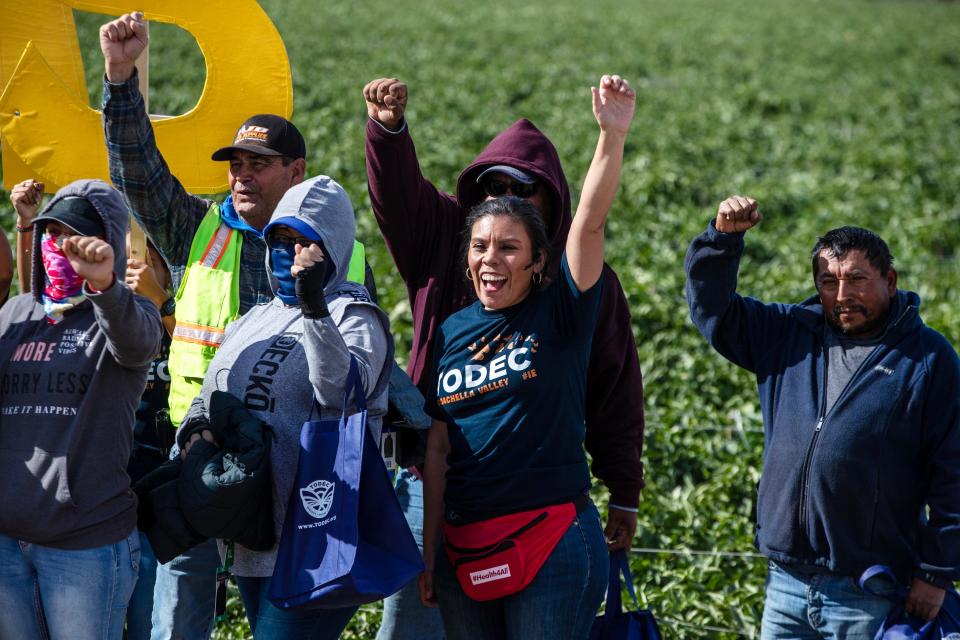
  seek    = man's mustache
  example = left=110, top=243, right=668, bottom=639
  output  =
left=834, top=304, right=866, bottom=316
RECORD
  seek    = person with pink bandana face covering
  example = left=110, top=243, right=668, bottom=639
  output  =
left=0, top=179, right=162, bottom=639
left=11, top=178, right=178, bottom=640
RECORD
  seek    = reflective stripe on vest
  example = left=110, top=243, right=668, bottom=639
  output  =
left=167, top=203, right=242, bottom=425
left=171, top=321, right=226, bottom=348
left=200, top=222, right=234, bottom=268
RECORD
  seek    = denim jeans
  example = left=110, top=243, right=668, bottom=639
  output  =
left=235, top=575, right=358, bottom=639
left=376, top=469, right=447, bottom=640
left=433, top=501, right=608, bottom=640
left=126, top=531, right=158, bottom=640
left=0, top=530, right=140, bottom=639
left=150, top=537, right=220, bottom=640
left=760, top=560, right=897, bottom=639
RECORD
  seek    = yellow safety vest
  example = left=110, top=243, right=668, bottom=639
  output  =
left=167, top=203, right=368, bottom=425
left=167, top=204, right=241, bottom=425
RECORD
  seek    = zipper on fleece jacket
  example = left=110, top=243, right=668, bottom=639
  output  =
left=797, top=346, right=829, bottom=536
left=794, top=302, right=913, bottom=541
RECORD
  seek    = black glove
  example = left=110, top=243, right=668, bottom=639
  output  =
left=295, top=258, right=331, bottom=319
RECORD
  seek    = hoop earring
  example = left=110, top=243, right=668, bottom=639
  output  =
left=465, top=267, right=473, bottom=281
left=532, top=271, right=543, bottom=286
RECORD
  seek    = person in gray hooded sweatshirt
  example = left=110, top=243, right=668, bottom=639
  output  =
left=181, top=175, right=393, bottom=638
left=0, top=179, right=162, bottom=638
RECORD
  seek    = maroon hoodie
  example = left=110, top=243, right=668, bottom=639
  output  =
left=366, top=117, right=645, bottom=507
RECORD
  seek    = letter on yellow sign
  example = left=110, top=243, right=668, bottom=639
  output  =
left=0, top=0, right=293, bottom=193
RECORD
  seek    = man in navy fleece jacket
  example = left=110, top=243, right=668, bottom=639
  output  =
left=686, top=196, right=959, bottom=638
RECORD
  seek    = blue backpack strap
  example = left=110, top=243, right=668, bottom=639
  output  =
left=342, top=357, right=366, bottom=413
left=617, top=548, right=642, bottom=611
left=604, top=551, right=623, bottom=617
left=604, top=549, right=641, bottom=617
left=307, top=358, right=366, bottom=422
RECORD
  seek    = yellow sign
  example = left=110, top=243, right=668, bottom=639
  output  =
left=0, top=1, right=293, bottom=194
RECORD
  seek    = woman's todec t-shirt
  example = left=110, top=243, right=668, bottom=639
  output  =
left=430, top=254, right=603, bottom=522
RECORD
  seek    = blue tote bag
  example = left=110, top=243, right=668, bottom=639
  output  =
left=590, top=549, right=662, bottom=640
left=268, top=358, right=424, bottom=609
left=859, top=565, right=960, bottom=640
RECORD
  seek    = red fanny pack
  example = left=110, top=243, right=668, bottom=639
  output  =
left=442, top=500, right=580, bottom=601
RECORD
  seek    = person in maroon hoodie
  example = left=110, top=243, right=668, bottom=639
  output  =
left=364, top=77, right=645, bottom=640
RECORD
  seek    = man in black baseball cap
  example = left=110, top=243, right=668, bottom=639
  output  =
left=205, top=113, right=308, bottom=230
left=211, top=114, right=306, bottom=162
left=100, top=12, right=308, bottom=638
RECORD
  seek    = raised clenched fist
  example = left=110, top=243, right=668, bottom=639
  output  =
left=10, top=179, right=44, bottom=228
left=100, top=12, right=148, bottom=83
left=363, top=78, right=408, bottom=131
left=592, top=74, right=636, bottom=138
left=62, top=236, right=115, bottom=291
left=715, top=195, right=762, bottom=234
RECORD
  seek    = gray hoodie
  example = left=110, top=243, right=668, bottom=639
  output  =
left=0, top=179, right=162, bottom=549
left=199, top=176, right=393, bottom=577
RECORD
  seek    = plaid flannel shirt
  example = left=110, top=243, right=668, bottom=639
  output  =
left=102, top=71, right=273, bottom=314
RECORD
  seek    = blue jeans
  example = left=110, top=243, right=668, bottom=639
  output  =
left=150, top=537, right=220, bottom=640
left=377, top=469, right=447, bottom=640
left=433, top=502, right=609, bottom=640
left=127, top=532, right=158, bottom=640
left=235, top=575, right=358, bottom=639
left=0, top=530, right=140, bottom=639
left=760, top=561, right=897, bottom=639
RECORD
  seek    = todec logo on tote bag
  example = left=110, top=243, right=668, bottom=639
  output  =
left=269, top=358, right=424, bottom=609
left=300, top=480, right=336, bottom=521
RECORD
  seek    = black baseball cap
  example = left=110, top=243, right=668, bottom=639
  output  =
left=476, top=165, right=537, bottom=185
left=33, top=196, right=106, bottom=237
left=211, top=114, right=306, bottom=161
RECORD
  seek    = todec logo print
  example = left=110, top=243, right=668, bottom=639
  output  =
left=300, top=479, right=335, bottom=519
left=436, top=332, right=540, bottom=407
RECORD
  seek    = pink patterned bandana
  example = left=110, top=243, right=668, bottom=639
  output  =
left=41, top=234, right=85, bottom=323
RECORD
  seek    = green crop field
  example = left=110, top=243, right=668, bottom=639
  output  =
left=2, top=0, right=959, bottom=637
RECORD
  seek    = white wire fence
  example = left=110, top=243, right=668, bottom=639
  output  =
left=623, top=413, right=767, bottom=637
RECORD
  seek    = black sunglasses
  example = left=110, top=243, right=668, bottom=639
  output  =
left=268, top=232, right=312, bottom=248
left=481, top=178, right=538, bottom=199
